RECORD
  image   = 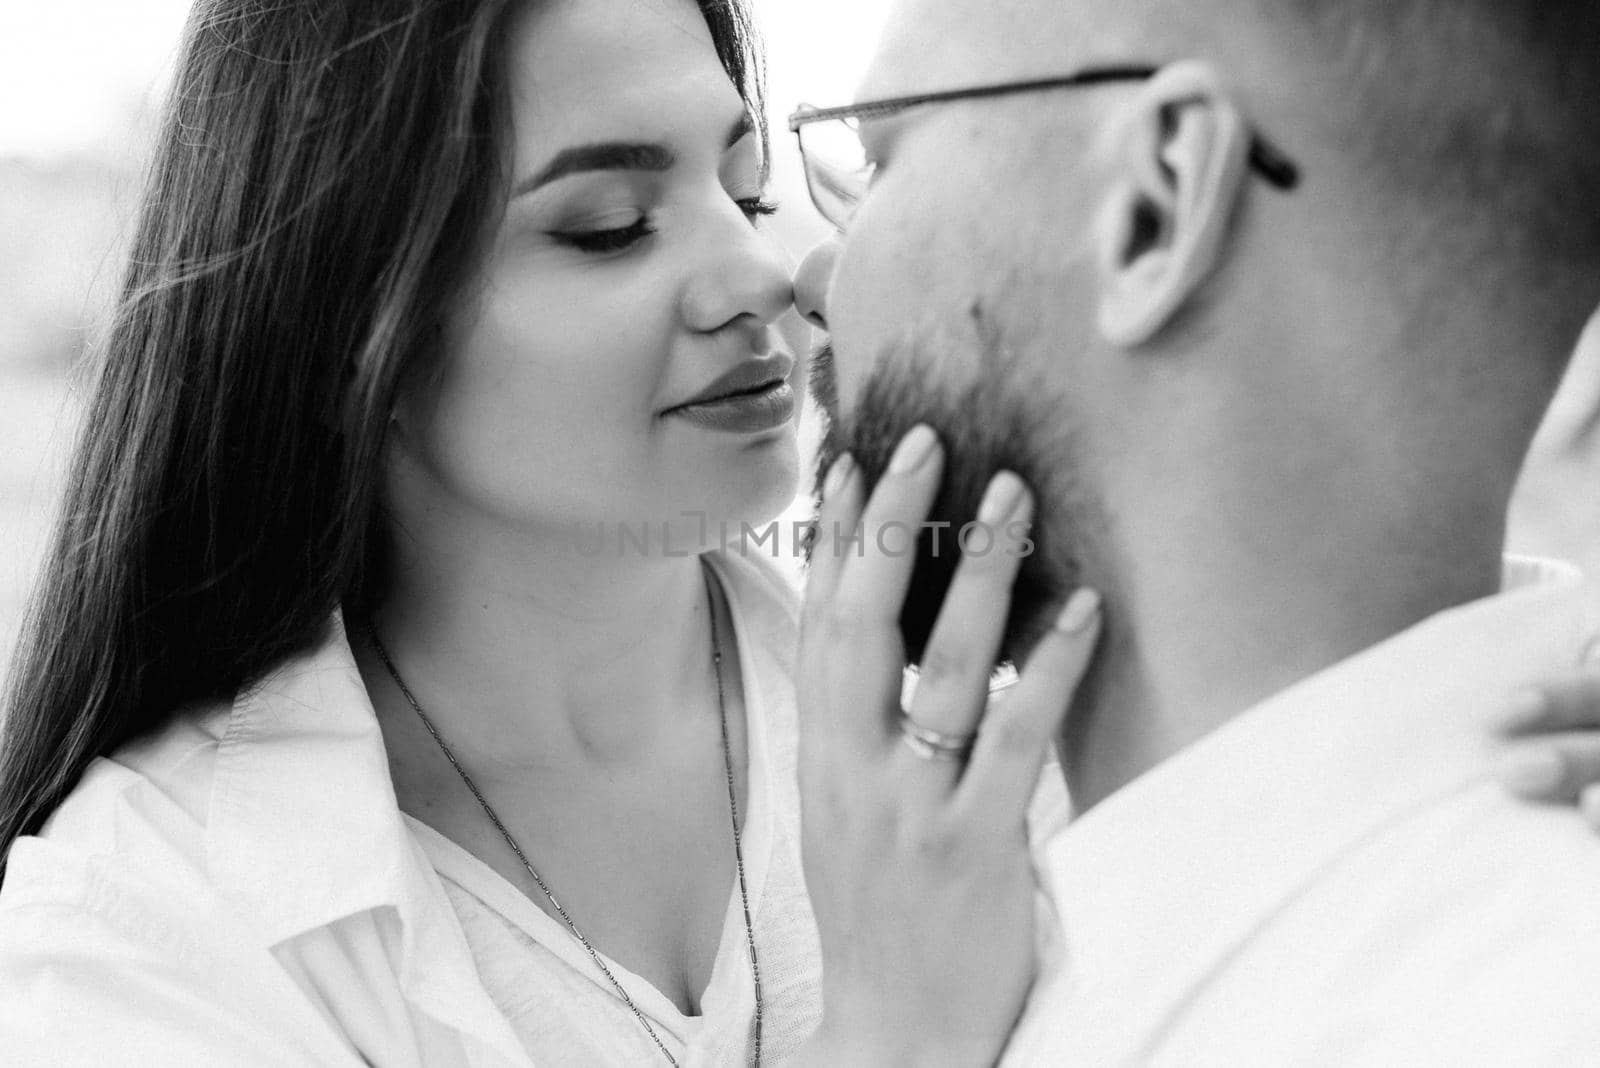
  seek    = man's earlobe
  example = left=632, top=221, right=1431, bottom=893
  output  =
left=1095, top=62, right=1253, bottom=348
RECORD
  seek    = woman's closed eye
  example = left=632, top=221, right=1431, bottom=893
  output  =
left=548, top=191, right=778, bottom=256
left=549, top=213, right=657, bottom=254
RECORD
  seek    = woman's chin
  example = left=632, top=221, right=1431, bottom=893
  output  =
left=740, top=430, right=803, bottom=522
left=683, top=440, right=803, bottom=546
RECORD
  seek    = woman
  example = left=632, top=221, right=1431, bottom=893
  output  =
left=0, top=0, right=833, bottom=1062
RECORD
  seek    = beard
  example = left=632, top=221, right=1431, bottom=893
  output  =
left=807, top=313, right=1093, bottom=667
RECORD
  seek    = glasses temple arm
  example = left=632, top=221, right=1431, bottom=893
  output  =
left=1249, top=134, right=1301, bottom=191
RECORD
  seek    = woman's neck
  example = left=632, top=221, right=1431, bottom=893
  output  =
left=364, top=519, right=717, bottom=777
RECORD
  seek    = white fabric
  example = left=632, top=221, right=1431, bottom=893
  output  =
left=0, top=549, right=819, bottom=1066
left=1007, top=556, right=1600, bottom=1066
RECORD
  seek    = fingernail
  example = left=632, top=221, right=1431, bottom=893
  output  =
left=1055, top=589, right=1102, bottom=634
left=888, top=425, right=940, bottom=475
left=977, top=472, right=1027, bottom=526
left=1495, top=749, right=1567, bottom=796
left=823, top=454, right=855, bottom=499
left=1490, top=689, right=1547, bottom=735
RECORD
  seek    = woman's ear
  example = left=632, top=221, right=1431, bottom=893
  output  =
left=1094, top=61, right=1253, bottom=348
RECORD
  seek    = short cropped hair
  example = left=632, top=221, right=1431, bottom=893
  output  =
left=1277, top=0, right=1600, bottom=264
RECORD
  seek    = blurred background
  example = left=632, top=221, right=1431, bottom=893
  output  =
left=0, top=0, right=1595, bottom=692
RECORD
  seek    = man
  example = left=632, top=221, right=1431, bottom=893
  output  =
left=791, top=0, right=1600, bottom=1061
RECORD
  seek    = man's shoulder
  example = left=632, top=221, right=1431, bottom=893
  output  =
left=1351, top=779, right=1600, bottom=923
left=1262, top=781, right=1600, bottom=972
left=1140, top=784, right=1600, bottom=1061
left=1261, top=783, right=1600, bottom=1024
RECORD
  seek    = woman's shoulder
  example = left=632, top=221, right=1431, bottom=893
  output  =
left=0, top=700, right=272, bottom=1048
left=0, top=803, right=371, bottom=1066
left=2, top=700, right=233, bottom=912
left=0, top=663, right=418, bottom=1062
left=36, top=701, right=230, bottom=857
left=0, top=879, right=344, bottom=1066
left=14, top=613, right=372, bottom=892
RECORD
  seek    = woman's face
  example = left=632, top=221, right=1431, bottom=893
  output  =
left=394, top=0, right=799, bottom=547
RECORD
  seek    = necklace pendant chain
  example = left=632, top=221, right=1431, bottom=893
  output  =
left=367, top=562, right=763, bottom=1067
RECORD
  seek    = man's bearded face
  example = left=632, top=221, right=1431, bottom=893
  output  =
left=808, top=322, right=1091, bottom=667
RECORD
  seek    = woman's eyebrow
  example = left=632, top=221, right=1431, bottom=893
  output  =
left=513, top=143, right=676, bottom=199
left=512, top=114, right=757, bottom=200
left=726, top=112, right=768, bottom=183
left=725, top=111, right=754, bottom=148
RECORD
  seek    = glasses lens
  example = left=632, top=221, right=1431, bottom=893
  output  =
left=798, top=116, right=874, bottom=230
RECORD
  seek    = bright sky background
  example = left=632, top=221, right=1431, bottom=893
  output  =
left=0, top=0, right=894, bottom=158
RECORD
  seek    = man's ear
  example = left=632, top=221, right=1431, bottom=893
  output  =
left=1094, top=61, right=1253, bottom=348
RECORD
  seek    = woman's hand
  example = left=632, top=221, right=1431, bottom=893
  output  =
left=1493, top=663, right=1600, bottom=826
left=792, top=427, right=1101, bottom=1067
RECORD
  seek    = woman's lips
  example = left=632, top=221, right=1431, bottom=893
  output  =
left=665, top=380, right=796, bottom=433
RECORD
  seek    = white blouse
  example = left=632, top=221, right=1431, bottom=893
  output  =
left=0, top=549, right=820, bottom=1066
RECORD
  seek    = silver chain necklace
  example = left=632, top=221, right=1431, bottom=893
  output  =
left=365, top=570, right=763, bottom=1066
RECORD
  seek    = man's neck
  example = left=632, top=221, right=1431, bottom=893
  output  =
left=1046, top=250, right=1588, bottom=813
left=1060, top=504, right=1508, bottom=816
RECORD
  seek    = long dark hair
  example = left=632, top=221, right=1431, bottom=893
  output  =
left=0, top=0, right=765, bottom=877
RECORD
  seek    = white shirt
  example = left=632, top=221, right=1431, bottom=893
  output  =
left=1006, top=557, right=1600, bottom=1066
left=0, top=550, right=820, bottom=1066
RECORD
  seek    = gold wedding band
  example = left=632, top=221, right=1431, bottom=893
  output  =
left=898, top=711, right=977, bottom=762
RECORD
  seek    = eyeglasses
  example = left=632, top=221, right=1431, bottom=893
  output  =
left=787, top=65, right=1301, bottom=231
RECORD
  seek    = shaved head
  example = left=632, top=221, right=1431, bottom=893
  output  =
left=1097, top=1, right=1600, bottom=264
left=1270, top=2, right=1600, bottom=262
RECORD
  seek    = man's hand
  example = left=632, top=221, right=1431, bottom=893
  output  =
left=794, top=427, right=1101, bottom=1067
left=1494, top=665, right=1600, bottom=827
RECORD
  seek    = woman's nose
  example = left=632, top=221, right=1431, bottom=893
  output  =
left=793, top=237, right=842, bottom=331
left=683, top=214, right=796, bottom=335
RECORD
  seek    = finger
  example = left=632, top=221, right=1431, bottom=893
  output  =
left=898, top=475, right=1033, bottom=766
left=827, top=425, right=945, bottom=638
left=1493, top=733, right=1600, bottom=801
left=802, top=453, right=865, bottom=612
left=1490, top=673, right=1600, bottom=738
left=798, top=426, right=945, bottom=761
left=797, top=453, right=892, bottom=760
left=956, top=589, right=1102, bottom=830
